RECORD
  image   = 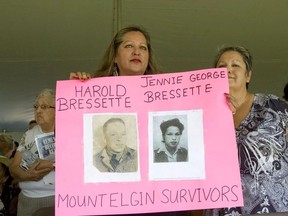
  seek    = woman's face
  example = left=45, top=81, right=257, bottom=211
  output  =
left=163, top=126, right=181, bottom=149
left=216, top=51, right=251, bottom=91
left=115, top=31, right=149, bottom=76
left=34, top=96, right=55, bottom=128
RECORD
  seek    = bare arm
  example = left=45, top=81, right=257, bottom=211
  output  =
left=9, top=151, right=54, bottom=182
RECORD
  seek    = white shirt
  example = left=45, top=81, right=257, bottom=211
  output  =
left=17, top=125, right=55, bottom=198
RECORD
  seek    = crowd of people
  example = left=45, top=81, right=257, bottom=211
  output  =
left=2, top=89, right=55, bottom=216
left=2, top=25, right=287, bottom=216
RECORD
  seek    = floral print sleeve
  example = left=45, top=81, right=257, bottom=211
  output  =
left=205, top=94, right=288, bottom=215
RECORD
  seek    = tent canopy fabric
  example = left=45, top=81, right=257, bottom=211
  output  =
left=1, top=0, right=287, bottom=131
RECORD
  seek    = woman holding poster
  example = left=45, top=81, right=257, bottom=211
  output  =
left=205, top=46, right=288, bottom=215
left=70, top=26, right=200, bottom=216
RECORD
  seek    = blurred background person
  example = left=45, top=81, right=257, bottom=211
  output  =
left=0, top=133, right=14, bottom=159
left=9, top=89, right=55, bottom=216
left=19, top=120, right=38, bottom=146
left=28, top=120, right=37, bottom=130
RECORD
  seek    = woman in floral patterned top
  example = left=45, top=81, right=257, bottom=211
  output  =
left=205, top=46, right=288, bottom=215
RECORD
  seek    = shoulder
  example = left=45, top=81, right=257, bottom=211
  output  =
left=25, top=125, right=42, bottom=138
left=179, top=147, right=188, bottom=154
left=126, top=147, right=137, bottom=158
left=154, top=148, right=164, bottom=155
left=17, top=126, right=41, bottom=151
left=95, top=148, right=105, bottom=158
left=254, top=93, right=288, bottom=127
left=154, top=149, right=165, bottom=157
left=255, top=93, right=288, bottom=112
left=93, top=149, right=106, bottom=168
left=154, top=148, right=160, bottom=153
left=180, top=146, right=188, bottom=152
left=255, top=93, right=284, bottom=103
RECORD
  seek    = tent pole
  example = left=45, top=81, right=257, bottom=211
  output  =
left=113, top=0, right=122, bottom=35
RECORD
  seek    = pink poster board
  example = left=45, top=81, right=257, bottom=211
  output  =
left=55, top=68, right=243, bottom=215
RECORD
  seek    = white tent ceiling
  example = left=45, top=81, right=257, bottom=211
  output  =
left=1, top=0, right=288, bottom=132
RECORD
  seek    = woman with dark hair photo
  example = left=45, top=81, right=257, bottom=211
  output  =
left=154, top=118, right=188, bottom=163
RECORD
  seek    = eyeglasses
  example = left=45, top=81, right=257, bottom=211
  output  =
left=33, top=104, right=55, bottom=110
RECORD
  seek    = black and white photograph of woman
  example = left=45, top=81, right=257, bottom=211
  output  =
left=154, top=118, right=188, bottom=163
left=149, top=110, right=205, bottom=181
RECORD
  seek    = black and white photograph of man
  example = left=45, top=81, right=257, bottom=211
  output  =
left=83, top=113, right=140, bottom=183
left=93, top=117, right=138, bottom=172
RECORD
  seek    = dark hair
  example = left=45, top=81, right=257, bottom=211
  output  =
left=160, top=118, right=184, bottom=135
left=95, top=25, right=159, bottom=77
left=284, top=82, right=288, bottom=101
left=103, top=118, right=125, bottom=133
left=29, top=120, right=37, bottom=125
left=214, top=45, right=252, bottom=89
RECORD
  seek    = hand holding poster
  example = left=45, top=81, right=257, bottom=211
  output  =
left=55, top=68, right=243, bottom=215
